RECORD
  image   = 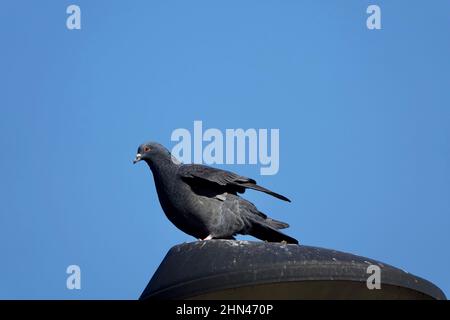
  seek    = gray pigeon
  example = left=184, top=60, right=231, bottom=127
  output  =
left=134, top=142, right=298, bottom=244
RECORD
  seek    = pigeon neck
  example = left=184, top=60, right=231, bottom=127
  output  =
left=145, top=154, right=178, bottom=180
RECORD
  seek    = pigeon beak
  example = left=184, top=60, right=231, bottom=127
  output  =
left=133, top=153, right=142, bottom=164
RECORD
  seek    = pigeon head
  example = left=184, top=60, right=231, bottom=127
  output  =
left=133, top=142, right=178, bottom=165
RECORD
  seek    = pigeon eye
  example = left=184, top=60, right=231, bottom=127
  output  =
left=143, top=146, right=151, bottom=153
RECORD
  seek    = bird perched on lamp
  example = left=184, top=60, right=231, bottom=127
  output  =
left=134, top=142, right=298, bottom=244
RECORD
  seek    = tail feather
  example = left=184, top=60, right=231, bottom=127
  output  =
left=249, top=221, right=299, bottom=244
left=240, top=183, right=291, bottom=202
left=266, top=218, right=289, bottom=230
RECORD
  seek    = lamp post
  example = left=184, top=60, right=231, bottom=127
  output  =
left=140, top=240, right=446, bottom=300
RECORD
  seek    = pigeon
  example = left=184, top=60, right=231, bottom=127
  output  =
left=133, top=142, right=298, bottom=244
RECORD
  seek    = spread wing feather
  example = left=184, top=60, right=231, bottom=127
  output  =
left=178, top=164, right=291, bottom=202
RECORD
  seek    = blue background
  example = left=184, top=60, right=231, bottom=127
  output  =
left=1, top=1, right=449, bottom=299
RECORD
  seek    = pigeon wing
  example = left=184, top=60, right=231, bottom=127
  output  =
left=177, top=164, right=291, bottom=202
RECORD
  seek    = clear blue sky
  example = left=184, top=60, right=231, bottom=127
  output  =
left=1, top=1, right=449, bottom=299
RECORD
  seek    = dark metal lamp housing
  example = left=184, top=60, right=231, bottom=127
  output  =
left=140, top=240, right=446, bottom=300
